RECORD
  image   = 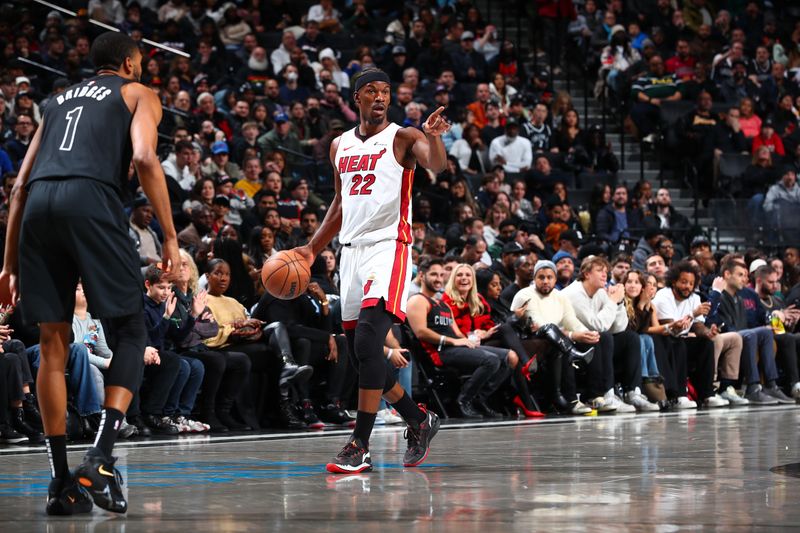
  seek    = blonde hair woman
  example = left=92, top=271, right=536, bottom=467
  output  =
left=441, top=263, right=545, bottom=418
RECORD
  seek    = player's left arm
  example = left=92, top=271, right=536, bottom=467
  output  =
left=0, top=120, right=45, bottom=305
left=407, top=106, right=450, bottom=173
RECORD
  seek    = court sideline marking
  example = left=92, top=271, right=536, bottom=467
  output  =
left=0, top=405, right=796, bottom=456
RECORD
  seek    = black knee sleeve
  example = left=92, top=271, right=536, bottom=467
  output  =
left=353, top=302, right=395, bottom=390
left=104, top=312, right=147, bottom=393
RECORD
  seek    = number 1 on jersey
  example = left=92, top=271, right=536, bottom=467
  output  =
left=349, top=173, right=376, bottom=196
left=59, top=106, right=84, bottom=152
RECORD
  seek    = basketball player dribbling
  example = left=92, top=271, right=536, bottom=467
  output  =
left=0, top=33, right=179, bottom=514
left=293, top=68, right=450, bottom=473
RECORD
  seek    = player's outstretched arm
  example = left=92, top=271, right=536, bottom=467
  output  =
left=295, top=136, right=343, bottom=264
left=408, top=106, right=450, bottom=173
left=129, top=84, right=179, bottom=278
left=0, top=121, right=44, bottom=305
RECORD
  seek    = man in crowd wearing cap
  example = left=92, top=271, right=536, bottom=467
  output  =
left=720, top=59, right=759, bottom=105
left=162, top=140, right=197, bottom=192
left=423, top=86, right=458, bottom=132
left=511, top=260, right=596, bottom=415
left=558, top=229, right=582, bottom=260
left=386, top=46, right=411, bottom=83
left=491, top=241, right=524, bottom=288
left=129, top=196, right=162, bottom=268
left=202, top=141, right=242, bottom=182
left=257, top=112, right=303, bottom=172
left=553, top=251, right=576, bottom=290
left=562, top=255, right=647, bottom=412
left=489, top=118, right=532, bottom=174
left=752, top=117, right=785, bottom=157
left=763, top=166, right=800, bottom=232
left=13, top=91, right=40, bottom=124
left=450, top=31, right=488, bottom=83
left=466, top=83, right=492, bottom=130
left=525, top=69, right=555, bottom=108
left=210, top=194, right=231, bottom=233
left=705, top=257, right=792, bottom=405
left=488, top=219, right=520, bottom=258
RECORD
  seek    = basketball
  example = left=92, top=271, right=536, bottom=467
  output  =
left=261, top=250, right=311, bottom=300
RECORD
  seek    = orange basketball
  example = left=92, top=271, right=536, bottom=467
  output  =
left=262, top=250, right=311, bottom=300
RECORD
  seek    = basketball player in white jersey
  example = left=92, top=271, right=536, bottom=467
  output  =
left=294, top=69, right=450, bottom=473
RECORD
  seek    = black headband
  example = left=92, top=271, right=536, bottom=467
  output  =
left=354, top=71, right=391, bottom=93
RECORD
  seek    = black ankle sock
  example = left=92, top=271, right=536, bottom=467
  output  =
left=91, top=408, right=124, bottom=459
left=391, top=391, right=426, bottom=426
left=45, top=435, right=69, bottom=480
left=352, top=411, right=376, bottom=447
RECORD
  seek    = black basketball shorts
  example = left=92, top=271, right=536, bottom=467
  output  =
left=18, top=177, right=143, bottom=323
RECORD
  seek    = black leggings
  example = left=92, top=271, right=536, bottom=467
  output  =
left=184, top=349, right=251, bottom=414
left=344, top=300, right=397, bottom=391
left=103, top=312, right=147, bottom=394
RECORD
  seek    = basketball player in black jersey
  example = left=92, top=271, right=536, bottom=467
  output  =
left=0, top=33, right=179, bottom=515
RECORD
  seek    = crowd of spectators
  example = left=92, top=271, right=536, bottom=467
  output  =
left=1, top=0, right=800, bottom=443
left=570, top=0, right=800, bottom=232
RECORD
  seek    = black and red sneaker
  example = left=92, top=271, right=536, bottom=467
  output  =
left=403, top=406, right=440, bottom=467
left=326, top=438, right=372, bottom=474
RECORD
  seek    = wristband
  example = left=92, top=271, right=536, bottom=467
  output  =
left=438, top=335, right=446, bottom=351
left=568, top=331, right=573, bottom=340
left=387, top=348, right=393, bottom=360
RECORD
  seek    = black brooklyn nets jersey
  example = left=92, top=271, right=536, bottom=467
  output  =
left=29, top=74, right=135, bottom=195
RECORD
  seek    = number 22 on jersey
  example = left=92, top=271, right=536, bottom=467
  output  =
left=349, top=173, right=375, bottom=196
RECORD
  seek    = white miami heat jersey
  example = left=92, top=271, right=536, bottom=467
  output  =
left=335, top=123, right=413, bottom=246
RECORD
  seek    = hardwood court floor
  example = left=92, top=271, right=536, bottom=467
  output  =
left=1, top=406, right=800, bottom=532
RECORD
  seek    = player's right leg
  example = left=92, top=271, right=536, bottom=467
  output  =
left=39, top=323, right=93, bottom=516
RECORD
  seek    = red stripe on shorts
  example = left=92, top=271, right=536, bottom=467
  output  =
left=396, top=168, right=414, bottom=244
left=386, top=241, right=408, bottom=321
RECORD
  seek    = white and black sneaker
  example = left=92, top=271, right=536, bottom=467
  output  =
left=326, top=437, right=372, bottom=474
